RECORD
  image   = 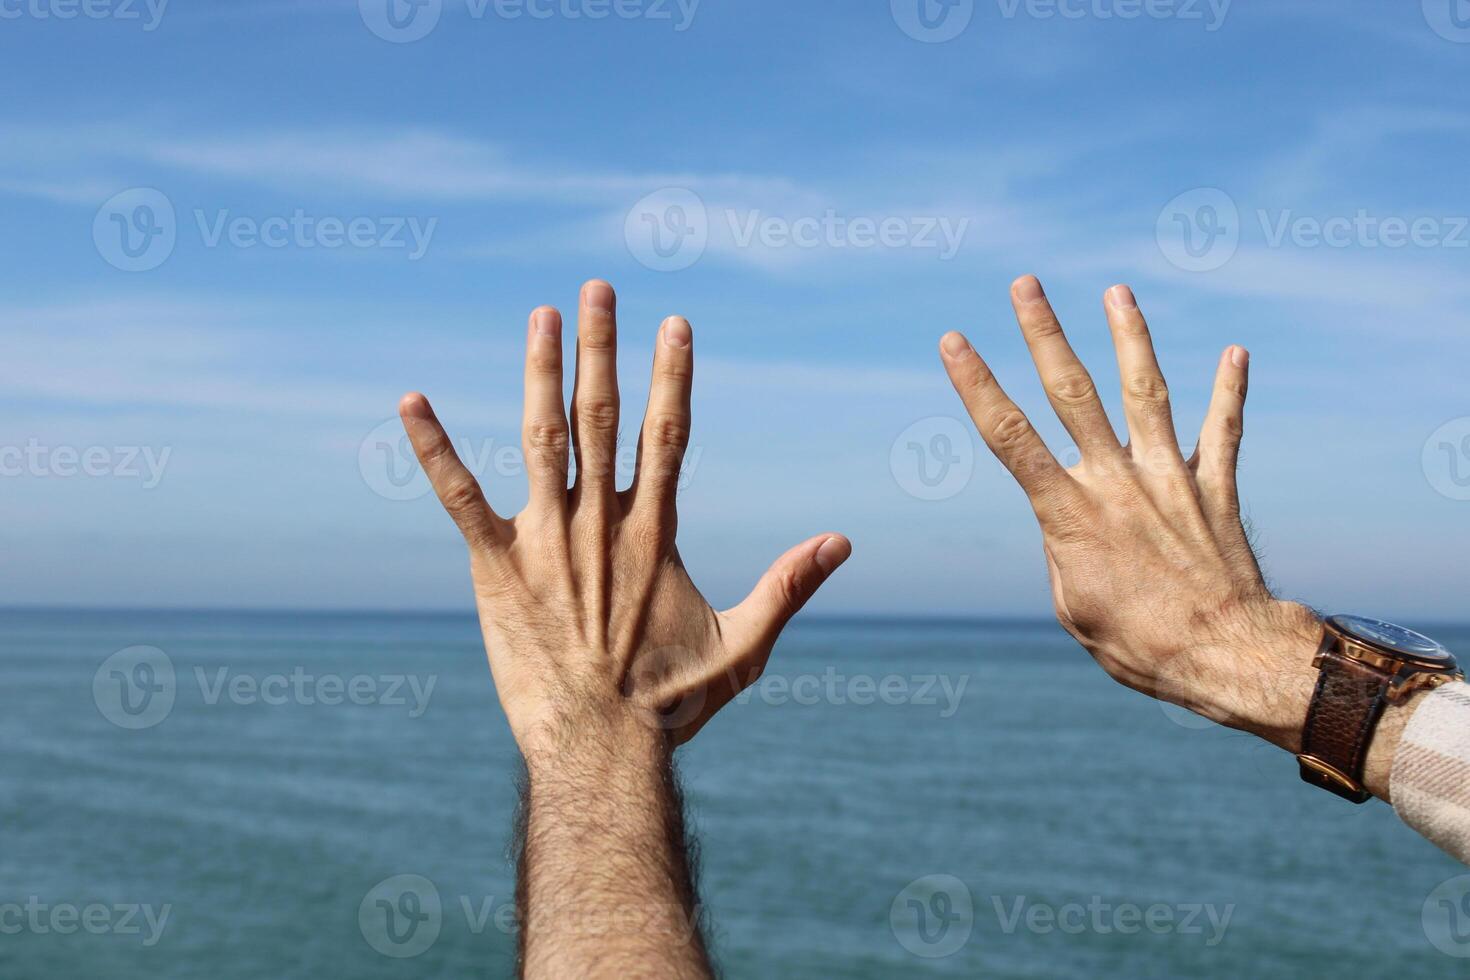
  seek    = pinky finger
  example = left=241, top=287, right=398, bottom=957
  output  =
left=1192, top=345, right=1249, bottom=515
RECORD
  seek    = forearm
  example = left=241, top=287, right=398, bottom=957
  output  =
left=516, top=710, right=712, bottom=980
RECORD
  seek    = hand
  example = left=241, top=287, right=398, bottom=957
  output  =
left=399, top=279, right=851, bottom=756
left=939, top=276, right=1322, bottom=749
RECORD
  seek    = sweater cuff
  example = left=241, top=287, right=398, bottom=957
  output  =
left=1391, top=681, right=1470, bottom=865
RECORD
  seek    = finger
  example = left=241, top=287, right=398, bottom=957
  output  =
left=720, top=534, right=852, bottom=658
left=1010, top=275, right=1121, bottom=459
left=627, top=315, right=694, bottom=518
left=1103, top=284, right=1182, bottom=463
left=570, top=279, right=621, bottom=501
left=1192, top=346, right=1256, bottom=565
left=522, top=306, right=570, bottom=511
left=399, top=393, right=506, bottom=550
left=1193, top=345, right=1249, bottom=492
left=939, top=330, right=1077, bottom=513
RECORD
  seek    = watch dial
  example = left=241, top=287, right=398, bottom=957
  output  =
left=1328, top=615, right=1452, bottom=661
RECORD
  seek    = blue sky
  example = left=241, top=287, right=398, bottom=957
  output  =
left=1, top=0, right=1468, bottom=618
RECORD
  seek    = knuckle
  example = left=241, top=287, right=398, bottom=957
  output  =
left=1125, top=373, right=1170, bottom=404
left=1024, top=312, right=1065, bottom=341
left=576, top=397, right=619, bottom=432
left=1114, top=314, right=1152, bottom=339
left=1215, top=413, right=1244, bottom=440
left=579, top=320, right=617, bottom=352
left=439, top=476, right=484, bottom=515
left=1220, top=378, right=1248, bottom=400
left=418, top=435, right=456, bottom=468
left=658, top=356, right=693, bottom=385
left=771, top=565, right=807, bottom=613
left=527, top=346, right=561, bottom=376
left=525, top=418, right=570, bottom=458
left=989, top=409, right=1035, bottom=452
left=1049, top=370, right=1098, bottom=406
left=645, top=413, right=690, bottom=450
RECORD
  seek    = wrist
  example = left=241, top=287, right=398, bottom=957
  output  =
left=520, top=701, right=670, bottom=776
left=1189, top=599, right=1324, bottom=750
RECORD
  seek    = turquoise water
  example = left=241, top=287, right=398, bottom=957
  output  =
left=1, top=610, right=1465, bottom=978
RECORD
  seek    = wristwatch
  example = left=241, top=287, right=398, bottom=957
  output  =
left=1298, top=615, right=1463, bottom=803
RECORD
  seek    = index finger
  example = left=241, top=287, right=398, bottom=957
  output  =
left=940, top=331, right=1078, bottom=514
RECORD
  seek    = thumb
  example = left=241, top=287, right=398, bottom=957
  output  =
left=721, top=534, right=852, bottom=657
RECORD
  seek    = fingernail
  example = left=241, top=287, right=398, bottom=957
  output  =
left=398, top=392, right=432, bottom=419
left=940, top=332, right=973, bottom=358
left=814, top=536, right=851, bottom=575
left=1231, top=345, right=1249, bottom=368
left=583, top=279, right=615, bottom=313
left=1107, top=284, right=1137, bottom=310
left=1013, top=275, right=1045, bottom=303
left=534, top=307, right=559, bottom=338
left=663, top=316, right=692, bottom=349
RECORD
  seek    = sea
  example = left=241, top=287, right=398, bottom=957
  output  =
left=2, top=610, right=1465, bottom=978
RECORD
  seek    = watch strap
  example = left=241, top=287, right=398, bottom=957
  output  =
left=1297, top=649, right=1391, bottom=803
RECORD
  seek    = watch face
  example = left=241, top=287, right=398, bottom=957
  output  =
left=1327, top=615, right=1454, bottom=663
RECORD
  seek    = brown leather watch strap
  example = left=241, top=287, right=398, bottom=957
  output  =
left=1298, top=650, right=1391, bottom=803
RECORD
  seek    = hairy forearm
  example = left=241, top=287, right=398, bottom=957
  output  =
left=1205, top=599, right=1416, bottom=802
left=516, top=710, right=712, bottom=980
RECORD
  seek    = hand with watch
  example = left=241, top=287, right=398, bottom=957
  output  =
left=939, top=276, right=1463, bottom=809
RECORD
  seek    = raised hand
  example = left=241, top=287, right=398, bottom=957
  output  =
left=399, top=279, right=851, bottom=754
left=939, top=275, right=1322, bottom=749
